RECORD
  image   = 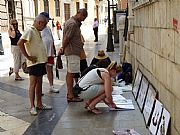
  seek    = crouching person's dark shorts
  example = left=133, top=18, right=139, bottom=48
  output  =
left=28, top=63, right=47, bottom=76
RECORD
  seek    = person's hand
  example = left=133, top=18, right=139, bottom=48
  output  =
left=27, top=56, right=37, bottom=63
left=58, top=47, right=64, bottom=55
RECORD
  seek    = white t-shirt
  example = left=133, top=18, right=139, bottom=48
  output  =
left=41, top=26, right=54, bottom=57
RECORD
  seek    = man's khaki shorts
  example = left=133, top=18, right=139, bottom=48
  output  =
left=66, top=55, right=80, bottom=73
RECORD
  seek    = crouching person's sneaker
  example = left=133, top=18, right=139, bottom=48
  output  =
left=30, top=107, right=38, bottom=116
left=49, top=86, right=59, bottom=93
left=37, top=104, right=52, bottom=110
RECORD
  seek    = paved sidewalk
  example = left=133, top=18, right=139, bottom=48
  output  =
left=0, top=25, right=151, bottom=135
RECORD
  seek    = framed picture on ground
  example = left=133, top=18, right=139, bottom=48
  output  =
left=143, top=84, right=158, bottom=126
left=149, top=100, right=163, bottom=135
left=156, top=108, right=170, bottom=135
left=136, top=76, right=149, bottom=112
left=132, top=68, right=143, bottom=100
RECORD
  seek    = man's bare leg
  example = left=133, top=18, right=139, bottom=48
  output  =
left=66, top=72, right=74, bottom=98
left=36, top=76, right=43, bottom=108
left=29, top=75, right=37, bottom=108
left=46, top=65, right=53, bottom=86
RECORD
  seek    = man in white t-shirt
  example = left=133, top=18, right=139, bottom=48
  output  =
left=41, top=26, right=59, bottom=93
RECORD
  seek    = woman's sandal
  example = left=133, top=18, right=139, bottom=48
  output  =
left=84, top=102, right=99, bottom=110
left=87, top=106, right=102, bottom=114
left=67, top=97, right=83, bottom=102
left=84, top=102, right=90, bottom=109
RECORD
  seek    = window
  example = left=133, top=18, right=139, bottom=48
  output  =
left=76, top=2, right=79, bottom=12
left=44, top=0, right=49, bottom=13
left=55, top=0, right=60, bottom=16
left=85, top=3, right=88, bottom=10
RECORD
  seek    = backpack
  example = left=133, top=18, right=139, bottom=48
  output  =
left=80, top=65, right=97, bottom=78
left=117, top=62, right=132, bottom=85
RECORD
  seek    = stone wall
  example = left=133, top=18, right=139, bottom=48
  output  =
left=127, top=0, right=180, bottom=134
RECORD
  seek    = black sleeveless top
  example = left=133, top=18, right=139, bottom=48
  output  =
left=10, top=30, right=22, bottom=46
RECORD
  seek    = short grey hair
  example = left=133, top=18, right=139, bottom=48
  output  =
left=35, top=14, right=47, bottom=23
left=77, top=8, right=88, bottom=17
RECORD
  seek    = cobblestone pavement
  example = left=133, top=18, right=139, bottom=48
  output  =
left=0, top=25, right=151, bottom=135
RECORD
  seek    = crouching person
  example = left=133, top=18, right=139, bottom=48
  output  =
left=78, top=61, right=118, bottom=114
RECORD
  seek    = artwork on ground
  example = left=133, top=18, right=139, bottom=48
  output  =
left=136, top=76, right=149, bottom=112
left=149, top=100, right=163, bottom=135
left=156, top=108, right=170, bottom=135
left=143, top=84, right=158, bottom=126
left=132, top=69, right=142, bottom=100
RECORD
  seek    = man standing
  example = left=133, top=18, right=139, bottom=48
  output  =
left=41, top=25, right=59, bottom=93
left=18, top=12, right=52, bottom=115
left=59, top=8, right=88, bottom=102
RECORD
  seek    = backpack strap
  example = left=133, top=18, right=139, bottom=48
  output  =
left=97, top=69, right=109, bottom=79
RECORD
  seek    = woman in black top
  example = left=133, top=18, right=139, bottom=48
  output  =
left=8, top=19, right=25, bottom=80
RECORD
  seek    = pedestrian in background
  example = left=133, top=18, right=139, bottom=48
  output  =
left=93, top=18, right=99, bottom=42
left=41, top=25, right=59, bottom=93
left=51, top=18, right=55, bottom=34
left=58, top=8, right=88, bottom=102
left=8, top=19, right=25, bottom=81
left=56, top=21, right=62, bottom=40
left=18, top=12, right=52, bottom=116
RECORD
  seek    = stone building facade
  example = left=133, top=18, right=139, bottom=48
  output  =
left=126, top=0, right=180, bottom=134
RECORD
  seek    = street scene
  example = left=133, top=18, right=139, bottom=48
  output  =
left=0, top=0, right=180, bottom=135
left=0, top=24, right=151, bottom=135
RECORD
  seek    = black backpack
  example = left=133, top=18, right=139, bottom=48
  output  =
left=117, top=62, right=132, bottom=85
left=80, top=65, right=97, bottom=78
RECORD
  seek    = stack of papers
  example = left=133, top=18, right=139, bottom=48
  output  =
left=96, top=95, right=135, bottom=111
left=112, top=85, right=132, bottom=93
left=112, top=86, right=123, bottom=95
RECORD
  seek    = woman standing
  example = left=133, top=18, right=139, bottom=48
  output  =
left=8, top=19, right=25, bottom=80
left=93, top=18, right=99, bottom=42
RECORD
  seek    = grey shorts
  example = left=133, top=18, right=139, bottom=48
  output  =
left=80, top=84, right=103, bottom=100
left=66, top=55, right=80, bottom=73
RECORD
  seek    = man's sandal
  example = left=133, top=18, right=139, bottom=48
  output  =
left=87, top=106, right=102, bottom=114
left=67, top=97, right=83, bottom=102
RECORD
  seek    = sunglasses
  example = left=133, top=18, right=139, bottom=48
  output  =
left=12, top=23, right=18, bottom=25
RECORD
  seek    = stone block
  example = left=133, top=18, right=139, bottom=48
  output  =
left=174, top=32, right=180, bottom=64
left=154, top=1, right=167, bottom=28
left=171, top=125, right=180, bottom=135
left=159, top=84, right=174, bottom=116
left=172, top=64, right=180, bottom=99
left=148, top=50, right=156, bottom=75
left=143, top=28, right=151, bottom=50
left=174, top=98, right=180, bottom=134
left=160, top=29, right=175, bottom=61
left=151, top=29, right=161, bottom=54
left=155, top=54, right=167, bottom=85
left=166, top=60, right=173, bottom=90
left=170, top=0, right=180, bottom=24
